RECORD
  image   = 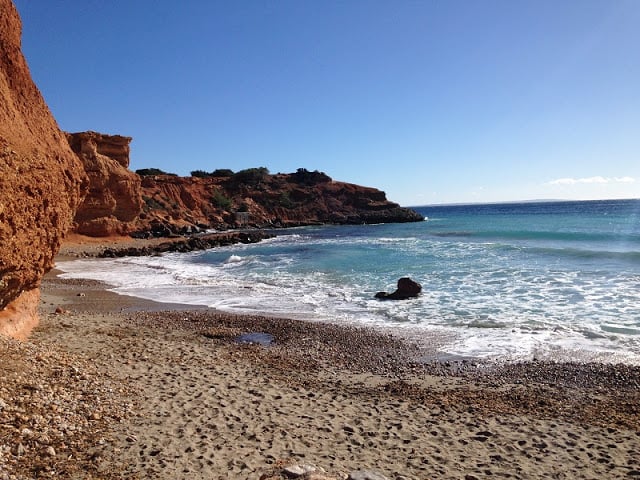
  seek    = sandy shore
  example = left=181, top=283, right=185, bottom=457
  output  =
left=1, top=258, right=640, bottom=479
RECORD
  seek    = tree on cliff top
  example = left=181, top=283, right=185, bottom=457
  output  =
left=227, top=167, right=270, bottom=188
left=136, top=168, right=177, bottom=176
left=291, top=168, right=332, bottom=185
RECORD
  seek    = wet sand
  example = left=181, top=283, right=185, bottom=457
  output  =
left=1, top=256, right=639, bottom=479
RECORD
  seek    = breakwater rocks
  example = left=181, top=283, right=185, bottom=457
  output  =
left=98, top=231, right=274, bottom=258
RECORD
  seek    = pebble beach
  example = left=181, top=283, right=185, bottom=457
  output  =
left=1, top=243, right=640, bottom=479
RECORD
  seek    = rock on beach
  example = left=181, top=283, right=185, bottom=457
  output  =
left=375, top=277, right=422, bottom=300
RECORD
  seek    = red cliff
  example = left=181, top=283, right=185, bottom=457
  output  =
left=67, top=131, right=142, bottom=236
left=69, top=158, right=423, bottom=238
left=133, top=168, right=423, bottom=236
left=0, top=0, right=87, bottom=338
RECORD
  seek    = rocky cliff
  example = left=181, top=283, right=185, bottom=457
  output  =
left=133, top=169, right=423, bottom=236
left=63, top=139, right=423, bottom=237
left=0, top=0, right=87, bottom=338
left=67, top=131, right=142, bottom=236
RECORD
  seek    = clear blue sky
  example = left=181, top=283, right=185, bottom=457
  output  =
left=13, top=0, right=640, bottom=206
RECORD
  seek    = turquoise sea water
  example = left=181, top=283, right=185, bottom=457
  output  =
left=59, top=199, right=640, bottom=363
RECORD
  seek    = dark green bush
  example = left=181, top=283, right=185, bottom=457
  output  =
left=291, top=168, right=331, bottom=185
left=230, top=167, right=270, bottom=187
left=279, top=191, right=295, bottom=209
left=210, top=191, right=233, bottom=210
left=191, top=170, right=211, bottom=178
left=210, top=169, right=235, bottom=177
left=136, top=168, right=177, bottom=176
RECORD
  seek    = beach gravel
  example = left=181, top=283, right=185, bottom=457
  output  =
left=1, top=269, right=639, bottom=478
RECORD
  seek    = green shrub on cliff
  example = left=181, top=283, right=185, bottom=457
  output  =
left=136, top=168, right=177, bottom=176
left=211, top=191, right=233, bottom=211
left=191, top=169, right=235, bottom=178
left=211, top=169, right=234, bottom=177
left=191, top=169, right=211, bottom=178
left=279, top=191, right=295, bottom=209
left=228, top=167, right=270, bottom=188
left=291, top=168, right=332, bottom=185
left=235, top=167, right=269, bottom=184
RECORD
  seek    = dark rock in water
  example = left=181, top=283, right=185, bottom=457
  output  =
left=375, top=277, right=422, bottom=300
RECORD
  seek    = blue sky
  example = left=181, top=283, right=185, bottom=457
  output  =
left=13, top=0, right=640, bottom=206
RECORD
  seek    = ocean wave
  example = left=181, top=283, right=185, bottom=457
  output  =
left=525, top=246, right=640, bottom=263
left=223, top=254, right=244, bottom=264
left=55, top=203, right=640, bottom=363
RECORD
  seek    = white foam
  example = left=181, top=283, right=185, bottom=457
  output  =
left=55, top=229, right=640, bottom=365
left=224, top=254, right=244, bottom=264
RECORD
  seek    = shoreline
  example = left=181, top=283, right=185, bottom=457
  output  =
left=53, top=248, right=640, bottom=367
left=1, top=256, right=639, bottom=478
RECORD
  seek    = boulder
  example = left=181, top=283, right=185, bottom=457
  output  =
left=0, top=0, right=87, bottom=338
left=375, top=277, right=422, bottom=300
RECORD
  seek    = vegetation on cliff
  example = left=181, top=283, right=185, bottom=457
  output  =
left=131, top=167, right=424, bottom=237
left=66, top=132, right=423, bottom=237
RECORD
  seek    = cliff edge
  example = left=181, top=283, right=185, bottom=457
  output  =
left=63, top=139, right=424, bottom=238
left=133, top=168, right=423, bottom=236
left=0, top=0, right=87, bottom=338
left=68, top=131, right=142, bottom=237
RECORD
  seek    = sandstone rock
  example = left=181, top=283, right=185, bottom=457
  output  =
left=375, top=277, right=422, bottom=300
left=0, top=0, right=87, bottom=338
left=67, top=131, right=142, bottom=236
left=0, top=290, right=40, bottom=340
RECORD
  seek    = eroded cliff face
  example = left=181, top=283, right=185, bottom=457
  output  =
left=133, top=171, right=423, bottom=236
left=67, top=131, right=142, bottom=236
left=0, top=0, right=87, bottom=338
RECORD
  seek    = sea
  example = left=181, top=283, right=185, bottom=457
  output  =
left=57, top=199, right=640, bottom=364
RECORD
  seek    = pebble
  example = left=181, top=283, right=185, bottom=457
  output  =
left=343, top=424, right=355, bottom=434
left=284, top=464, right=318, bottom=477
left=12, top=443, right=26, bottom=457
left=0, top=335, right=134, bottom=478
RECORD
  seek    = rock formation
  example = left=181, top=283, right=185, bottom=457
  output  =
left=67, top=131, right=142, bottom=236
left=375, top=277, right=422, bottom=300
left=131, top=169, right=424, bottom=236
left=0, top=0, right=87, bottom=338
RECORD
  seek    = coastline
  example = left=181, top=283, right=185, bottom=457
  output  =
left=1, top=251, right=639, bottom=478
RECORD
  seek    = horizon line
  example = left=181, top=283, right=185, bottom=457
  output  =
left=407, top=197, right=640, bottom=208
